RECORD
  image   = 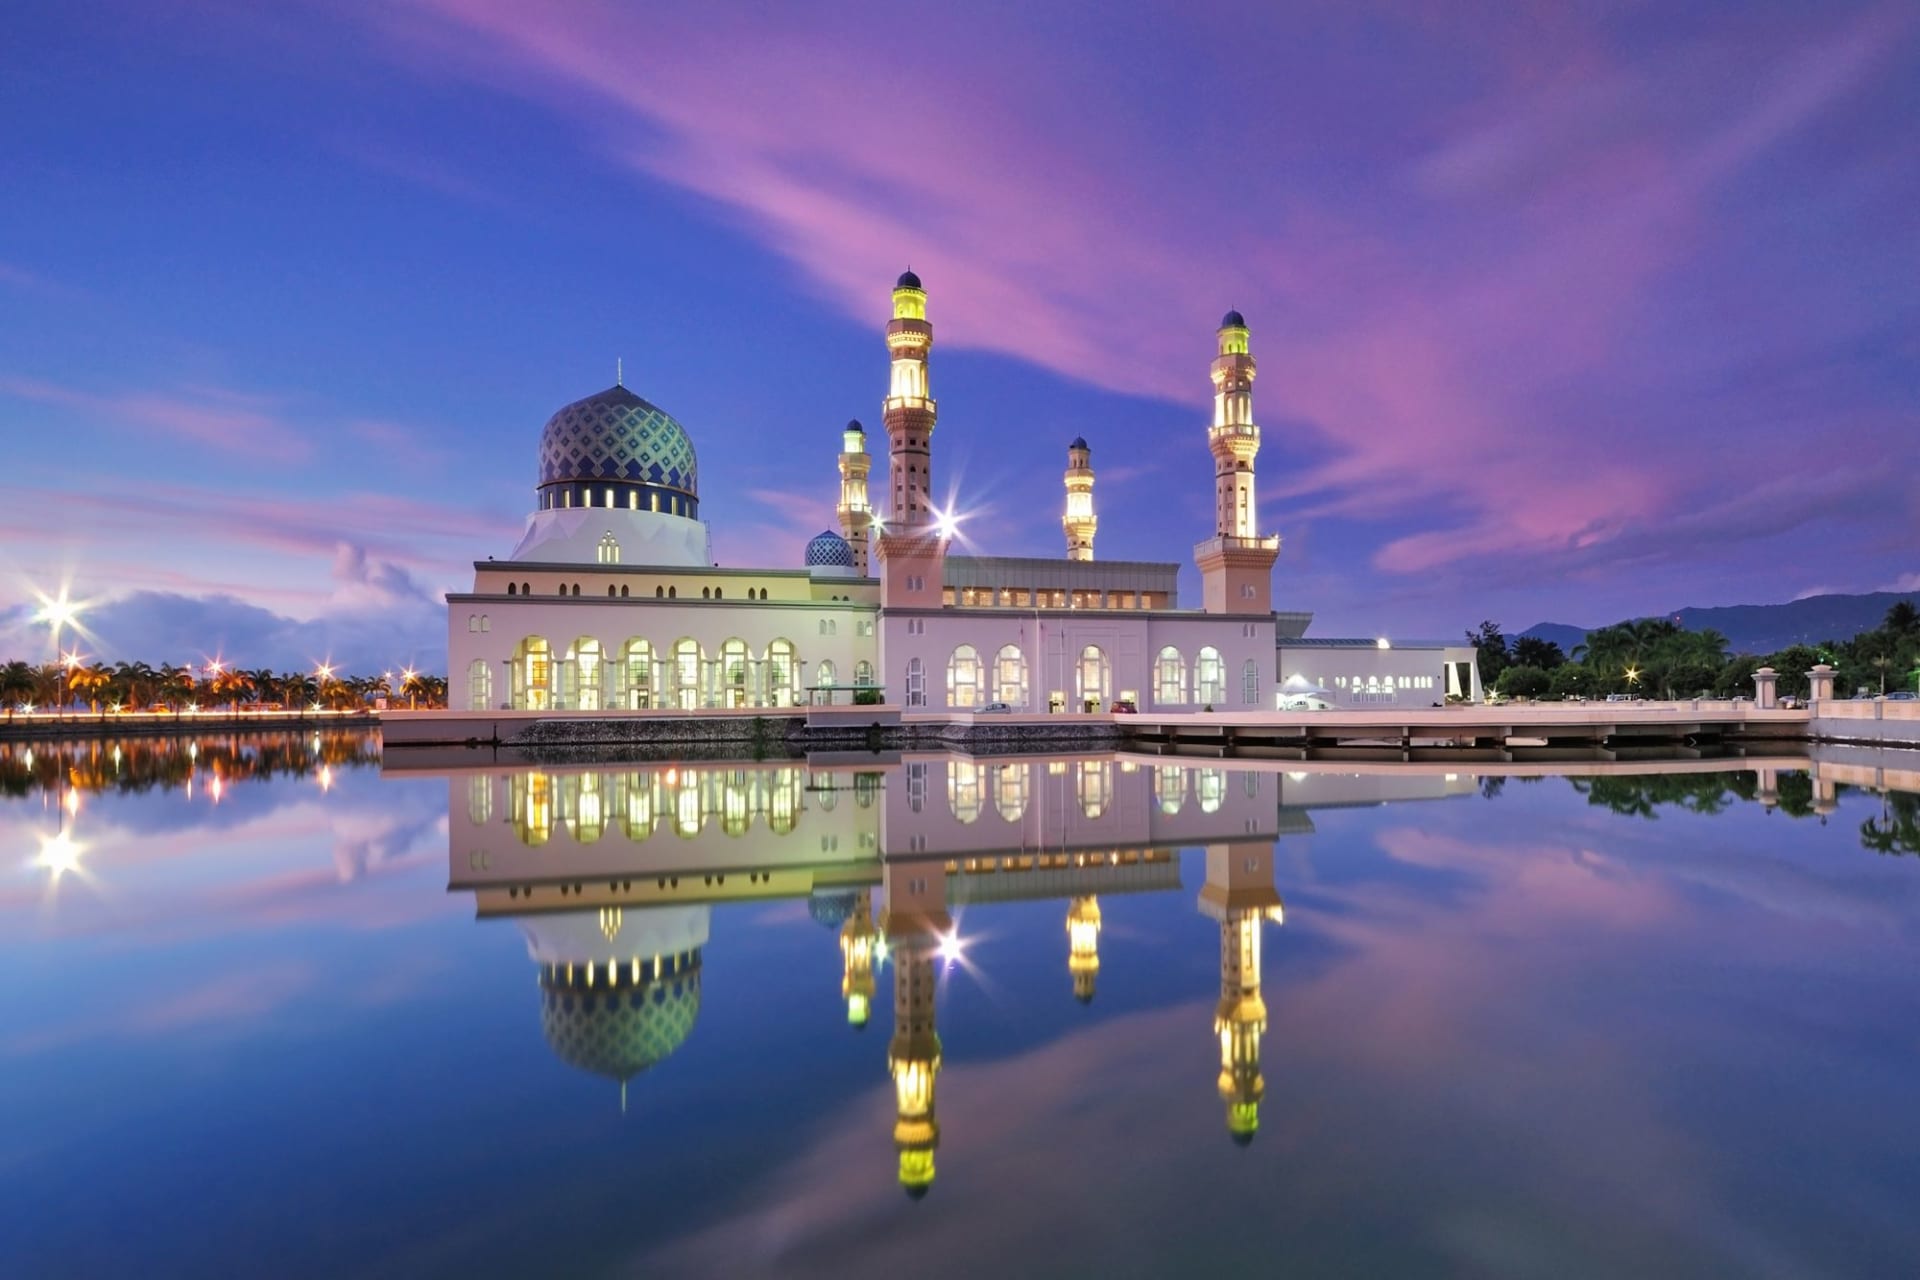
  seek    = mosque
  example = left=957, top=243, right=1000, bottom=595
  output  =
left=445, top=272, right=1478, bottom=715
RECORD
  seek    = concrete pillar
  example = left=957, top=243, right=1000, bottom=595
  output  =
left=1756, top=766, right=1779, bottom=810
left=1752, top=666, right=1778, bottom=710
left=1807, top=663, right=1837, bottom=704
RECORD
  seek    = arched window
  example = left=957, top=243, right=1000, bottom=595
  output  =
left=948, top=760, right=982, bottom=823
left=656, top=585, right=665, bottom=598
left=607, top=586, right=617, bottom=597
left=994, top=644, right=1027, bottom=707
left=766, top=638, right=797, bottom=707
left=1242, top=659, right=1260, bottom=706
left=1076, top=645, right=1110, bottom=712
left=702, top=587, right=711, bottom=599
left=623, top=770, right=659, bottom=839
left=512, top=637, right=552, bottom=710
left=947, top=644, right=983, bottom=708
left=816, top=659, right=836, bottom=699
left=467, top=774, right=493, bottom=826
left=714, top=587, right=723, bottom=599
left=1076, top=760, right=1110, bottom=818
left=620, top=585, right=629, bottom=598
left=521, top=582, right=530, bottom=595
left=720, top=638, right=750, bottom=708
left=467, top=659, right=493, bottom=711
left=621, top=639, right=653, bottom=709
left=566, top=772, right=605, bottom=844
left=855, top=659, right=874, bottom=687
left=1198, top=768, right=1227, bottom=814
left=1196, top=647, right=1225, bottom=705
left=564, top=637, right=603, bottom=711
left=1154, top=766, right=1187, bottom=814
left=512, top=772, right=554, bottom=846
left=481, top=615, right=490, bottom=632
left=1155, top=646, right=1186, bottom=705
left=668, top=585, right=677, bottom=599
left=906, top=657, right=926, bottom=707
left=572, top=584, right=581, bottom=597
left=994, top=762, right=1028, bottom=822
left=671, top=638, right=702, bottom=710
left=507, top=583, right=517, bottom=596
left=597, top=532, right=620, bottom=564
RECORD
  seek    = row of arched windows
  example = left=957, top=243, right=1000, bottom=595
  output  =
left=923, top=644, right=1261, bottom=711
left=499, top=580, right=774, bottom=600
left=478, top=636, right=871, bottom=711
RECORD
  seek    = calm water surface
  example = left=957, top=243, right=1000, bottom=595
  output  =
left=4, top=734, right=1919, bottom=1278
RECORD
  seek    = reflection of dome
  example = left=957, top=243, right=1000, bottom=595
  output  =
left=809, top=890, right=858, bottom=929
left=537, top=384, right=699, bottom=511
left=1221, top=309, right=1246, bottom=328
left=896, top=269, right=922, bottom=290
left=540, top=960, right=702, bottom=1083
left=806, top=529, right=856, bottom=571
left=1231, top=1129, right=1255, bottom=1148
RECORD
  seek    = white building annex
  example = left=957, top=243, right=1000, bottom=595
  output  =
left=446, top=273, right=1473, bottom=713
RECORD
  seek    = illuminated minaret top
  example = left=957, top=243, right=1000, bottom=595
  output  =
left=836, top=420, right=873, bottom=576
left=884, top=270, right=936, bottom=529
left=1194, top=310, right=1280, bottom=614
left=874, top=271, right=948, bottom=609
left=1062, top=438, right=1096, bottom=561
left=883, top=859, right=950, bottom=1199
left=1199, top=840, right=1284, bottom=1145
left=838, top=888, right=880, bottom=1028
left=1066, top=894, right=1101, bottom=1002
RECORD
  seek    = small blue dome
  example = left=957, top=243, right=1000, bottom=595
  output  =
left=805, top=529, right=855, bottom=569
left=1069, top=436, right=1089, bottom=451
left=808, top=891, right=858, bottom=930
left=896, top=269, right=923, bottom=290
left=846, top=419, right=864, bottom=434
left=1221, top=309, right=1247, bottom=329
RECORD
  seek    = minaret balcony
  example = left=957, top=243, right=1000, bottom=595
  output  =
left=884, top=395, right=938, bottom=414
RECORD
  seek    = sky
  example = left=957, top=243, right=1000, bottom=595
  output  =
left=2, top=0, right=1917, bottom=674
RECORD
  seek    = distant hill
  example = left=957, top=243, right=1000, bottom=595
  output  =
left=1518, top=590, right=1920, bottom=656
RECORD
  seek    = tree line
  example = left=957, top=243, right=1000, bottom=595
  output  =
left=0, top=659, right=448, bottom=712
left=1468, top=601, right=1920, bottom=701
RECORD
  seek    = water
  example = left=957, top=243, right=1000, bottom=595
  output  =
left=4, top=734, right=1919, bottom=1278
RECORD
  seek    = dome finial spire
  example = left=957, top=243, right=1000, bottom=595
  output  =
left=616, top=356, right=623, bottom=387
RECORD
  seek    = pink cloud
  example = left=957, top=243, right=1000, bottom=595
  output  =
left=0, top=373, right=312, bottom=462
left=365, top=1, right=1917, bottom=594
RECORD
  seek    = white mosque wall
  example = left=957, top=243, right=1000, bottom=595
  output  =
left=509, top=505, right=712, bottom=566
left=878, top=755, right=1278, bottom=859
left=1275, top=643, right=1468, bottom=708
left=449, top=596, right=880, bottom=711
left=878, top=609, right=1277, bottom=713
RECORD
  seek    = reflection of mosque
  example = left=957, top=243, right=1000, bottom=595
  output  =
left=439, top=757, right=1469, bottom=1196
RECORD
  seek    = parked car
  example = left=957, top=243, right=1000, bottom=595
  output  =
left=1604, top=692, right=1639, bottom=703
left=1887, top=691, right=1918, bottom=702
left=978, top=701, right=1012, bottom=713
left=1110, top=698, right=1138, bottom=714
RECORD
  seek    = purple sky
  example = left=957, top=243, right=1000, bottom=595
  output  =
left=3, top=1, right=1917, bottom=672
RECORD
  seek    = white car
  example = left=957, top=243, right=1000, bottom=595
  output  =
left=1276, top=689, right=1334, bottom=711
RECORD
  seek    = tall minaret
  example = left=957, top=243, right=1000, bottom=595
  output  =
left=836, top=420, right=873, bottom=575
left=1062, top=437, right=1096, bottom=561
left=883, top=857, right=950, bottom=1200
left=875, top=270, right=947, bottom=610
left=1199, top=840, right=1284, bottom=1145
left=1066, top=894, right=1102, bottom=1002
left=838, top=888, right=880, bottom=1028
left=1194, top=310, right=1280, bottom=614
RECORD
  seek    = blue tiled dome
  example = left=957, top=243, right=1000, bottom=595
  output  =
left=806, top=529, right=855, bottom=568
left=537, top=385, right=698, bottom=510
left=809, top=890, right=857, bottom=930
left=539, top=958, right=701, bottom=1084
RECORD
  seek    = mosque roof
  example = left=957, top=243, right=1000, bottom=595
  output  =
left=537, top=384, right=698, bottom=497
left=806, top=529, right=856, bottom=569
left=539, top=960, right=702, bottom=1083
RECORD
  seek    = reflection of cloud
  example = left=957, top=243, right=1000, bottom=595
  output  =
left=1, top=963, right=315, bottom=1058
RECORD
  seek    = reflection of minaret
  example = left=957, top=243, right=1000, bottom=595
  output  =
left=1066, top=894, right=1102, bottom=1002
left=837, top=419, right=873, bottom=575
left=884, top=860, right=950, bottom=1199
left=1198, top=841, right=1284, bottom=1145
left=1062, top=437, right=1096, bottom=561
left=839, top=889, right=880, bottom=1028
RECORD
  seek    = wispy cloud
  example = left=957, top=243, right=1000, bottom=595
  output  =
left=0, top=374, right=313, bottom=462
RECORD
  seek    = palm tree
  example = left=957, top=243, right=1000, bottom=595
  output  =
left=281, top=672, right=318, bottom=709
left=400, top=669, right=430, bottom=709
left=0, top=660, right=34, bottom=709
left=211, top=669, right=255, bottom=710
left=157, top=663, right=193, bottom=709
left=1886, top=601, right=1920, bottom=638
left=69, top=663, right=112, bottom=712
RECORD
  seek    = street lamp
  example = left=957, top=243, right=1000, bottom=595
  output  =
left=402, top=666, right=418, bottom=710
